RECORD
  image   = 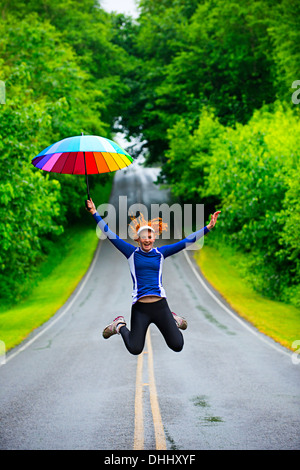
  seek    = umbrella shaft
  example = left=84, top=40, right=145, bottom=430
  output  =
left=86, top=173, right=90, bottom=200
left=83, top=151, right=90, bottom=200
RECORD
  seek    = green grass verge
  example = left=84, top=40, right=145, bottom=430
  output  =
left=0, top=178, right=112, bottom=352
left=194, top=243, right=300, bottom=351
left=0, top=223, right=99, bottom=351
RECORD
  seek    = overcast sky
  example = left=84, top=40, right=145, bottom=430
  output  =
left=100, top=0, right=141, bottom=150
left=101, top=0, right=139, bottom=17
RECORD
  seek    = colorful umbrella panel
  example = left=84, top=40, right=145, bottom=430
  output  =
left=31, top=135, right=133, bottom=175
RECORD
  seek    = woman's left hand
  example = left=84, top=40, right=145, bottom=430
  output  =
left=86, top=198, right=96, bottom=214
left=207, top=211, right=221, bottom=230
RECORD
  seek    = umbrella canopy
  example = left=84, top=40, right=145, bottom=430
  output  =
left=31, top=135, right=133, bottom=175
left=31, top=134, right=133, bottom=200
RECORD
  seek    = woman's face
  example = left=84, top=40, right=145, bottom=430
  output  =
left=138, top=229, right=155, bottom=252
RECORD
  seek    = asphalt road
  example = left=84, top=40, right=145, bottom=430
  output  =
left=0, top=158, right=299, bottom=450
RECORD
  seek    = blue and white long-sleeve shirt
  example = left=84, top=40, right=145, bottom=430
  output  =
left=93, top=212, right=210, bottom=303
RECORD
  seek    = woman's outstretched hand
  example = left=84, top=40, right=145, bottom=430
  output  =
left=207, top=211, right=221, bottom=230
left=86, top=198, right=96, bottom=214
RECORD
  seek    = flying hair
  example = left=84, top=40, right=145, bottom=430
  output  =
left=129, top=212, right=168, bottom=240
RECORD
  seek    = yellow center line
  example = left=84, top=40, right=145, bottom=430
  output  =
left=133, top=352, right=144, bottom=450
left=146, top=329, right=167, bottom=450
left=133, top=329, right=167, bottom=451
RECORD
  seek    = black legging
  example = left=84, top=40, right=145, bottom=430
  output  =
left=119, top=298, right=184, bottom=355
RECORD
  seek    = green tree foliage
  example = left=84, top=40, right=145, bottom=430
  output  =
left=267, top=0, right=300, bottom=102
left=112, top=1, right=198, bottom=161
left=111, top=0, right=299, bottom=306
left=0, top=1, right=128, bottom=302
left=117, top=0, right=281, bottom=162
left=165, top=104, right=300, bottom=305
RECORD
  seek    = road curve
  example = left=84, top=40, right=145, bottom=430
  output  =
left=0, top=158, right=299, bottom=450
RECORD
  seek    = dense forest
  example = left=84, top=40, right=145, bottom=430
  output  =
left=0, top=0, right=299, bottom=307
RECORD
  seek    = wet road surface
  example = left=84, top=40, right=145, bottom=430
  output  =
left=0, top=158, right=299, bottom=450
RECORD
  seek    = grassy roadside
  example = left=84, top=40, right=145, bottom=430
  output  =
left=194, top=242, right=300, bottom=351
left=0, top=224, right=99, bottom=351
left=0, top=179, right=112, bottom=352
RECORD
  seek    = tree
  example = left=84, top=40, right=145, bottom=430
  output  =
left=0, top=9, right=113, bottom=301
left=115, top=0, right=279, bottom=164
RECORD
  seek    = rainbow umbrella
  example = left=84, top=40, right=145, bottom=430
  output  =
left=31, top=134, right=133, bottom=201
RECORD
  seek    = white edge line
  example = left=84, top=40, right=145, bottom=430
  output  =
left=183, top=250, right=290, bottom=358
left=5, top=241, right=102, bottom=364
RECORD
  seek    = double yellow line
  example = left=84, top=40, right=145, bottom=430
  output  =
left=133, top=329, right=167, bottom=450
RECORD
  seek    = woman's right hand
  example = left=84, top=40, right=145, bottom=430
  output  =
left=86, top=198, right=96, bottom=214
left=207, top=211, right=221, bottom=230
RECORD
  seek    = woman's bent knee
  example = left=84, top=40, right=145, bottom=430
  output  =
left=169, top=337, right=184, bottom=353
left=127, top=346, right=144, bottom=355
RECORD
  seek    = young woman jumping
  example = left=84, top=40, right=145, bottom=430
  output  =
left=86, top=199, right=220, bottom=355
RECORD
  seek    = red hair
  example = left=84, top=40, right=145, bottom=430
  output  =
left=129, top=212, right=168, bottom=240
